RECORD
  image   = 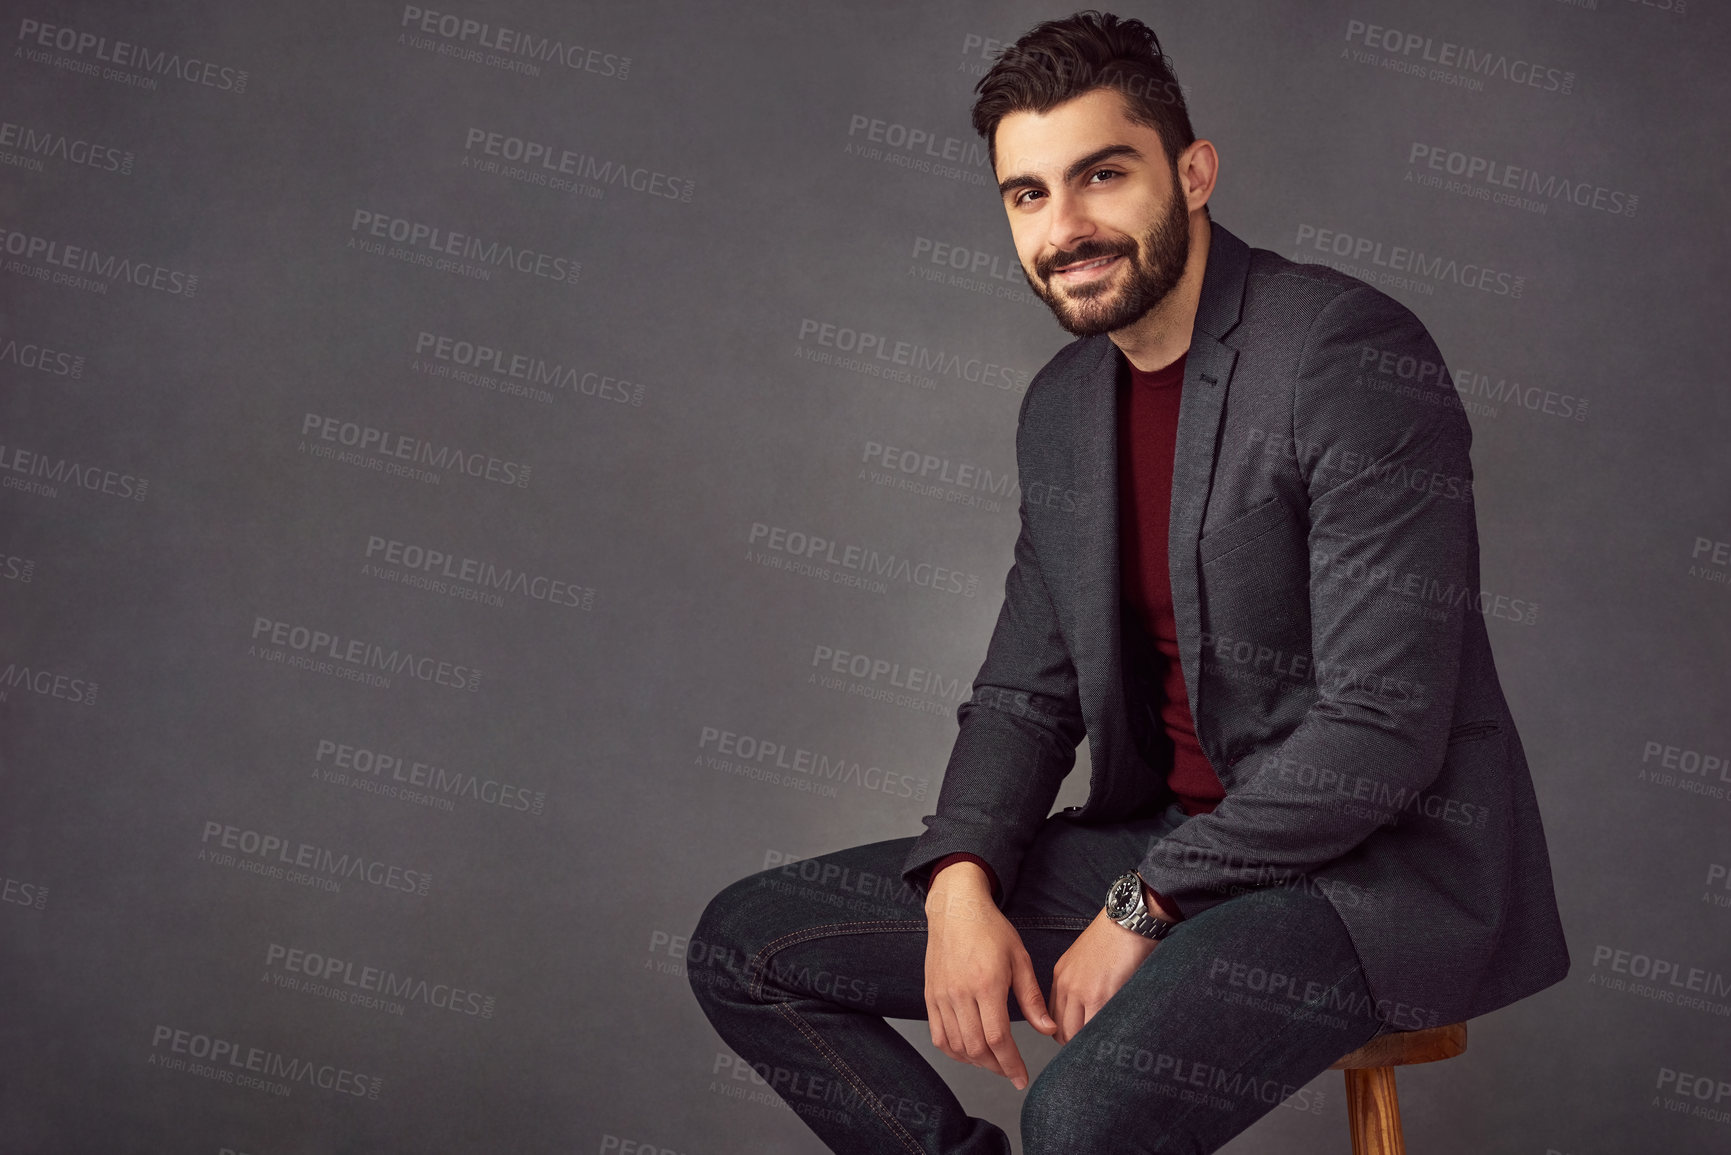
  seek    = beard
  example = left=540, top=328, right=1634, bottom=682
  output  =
left=1025, top=181, right=1192, bottom=337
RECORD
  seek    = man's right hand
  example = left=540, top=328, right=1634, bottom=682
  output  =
left=922, top=861, right=1058, bottom=1091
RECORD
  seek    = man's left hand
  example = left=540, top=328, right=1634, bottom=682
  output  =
left=1049, top=888, right=1173, bottom=1044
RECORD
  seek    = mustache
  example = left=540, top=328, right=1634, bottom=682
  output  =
left=1037, top=238, right=1137, bottom=280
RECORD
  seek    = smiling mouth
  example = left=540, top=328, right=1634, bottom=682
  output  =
left=1054, top=254, right=1122, bottom=280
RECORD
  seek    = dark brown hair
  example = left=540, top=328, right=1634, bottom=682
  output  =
left=972, top=11, right=1198, bottom=176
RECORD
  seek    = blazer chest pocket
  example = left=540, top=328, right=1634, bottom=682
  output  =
left=1199, top=497, right=1291, bottom=566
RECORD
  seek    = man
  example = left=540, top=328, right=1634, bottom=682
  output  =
left=690, top=12, right=1569, bottom=1153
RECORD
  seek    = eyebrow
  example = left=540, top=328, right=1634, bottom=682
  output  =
left=997, top=143, right=1146, bottom=199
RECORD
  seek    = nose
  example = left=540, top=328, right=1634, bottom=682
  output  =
left=1043, top=189, right=1098, bottom=264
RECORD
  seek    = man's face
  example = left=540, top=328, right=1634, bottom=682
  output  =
left=993, top=88, right=1192, bottom=337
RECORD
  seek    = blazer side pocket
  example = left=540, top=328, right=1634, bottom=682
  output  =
left=1199, top=497, right=1290, bottom=566
left=1447, top=720, right=1503, bottom=744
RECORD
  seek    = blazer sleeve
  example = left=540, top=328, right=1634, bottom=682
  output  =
left=899, top=389, right=1088, bottom=906
left=1134, top=284, right=1475, bottom=917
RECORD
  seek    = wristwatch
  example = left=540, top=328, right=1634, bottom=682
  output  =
left=1105, top=870, right=1177, bottom=941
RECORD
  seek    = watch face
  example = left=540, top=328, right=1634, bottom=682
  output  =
left=1105, top=874, right=1140, bottom=920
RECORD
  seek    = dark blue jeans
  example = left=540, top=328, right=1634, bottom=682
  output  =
left=688, top=802, right=1388, bottom=1153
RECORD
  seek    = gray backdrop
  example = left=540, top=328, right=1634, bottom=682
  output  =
left=3, top=1, right=1727, bottom=1152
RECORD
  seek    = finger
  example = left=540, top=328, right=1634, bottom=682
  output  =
left=1058, top=989, right=1087, bottom=1046
left=1010, top=951, right=1056, bottom=1035
left=938, top=1000, right=971, bottom=1067
left=954, top=1000, right=1007, bottom=1077
left=1080, top=995, right=1099, bottom=1032
left=977, top=998, right=1029, bottom=1091
left=925, top=991, right=946, bottom=1051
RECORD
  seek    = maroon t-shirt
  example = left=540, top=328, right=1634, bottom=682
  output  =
left=926, top=350, right=1224, bottom=917
left=1117, top=351, right=1225, bottom=817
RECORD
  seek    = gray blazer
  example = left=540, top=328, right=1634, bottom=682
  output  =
left=901, top=220, right=1569, bottom=1028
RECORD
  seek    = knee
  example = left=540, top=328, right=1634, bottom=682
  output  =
left=1021, top=1069, right=1189, bottom=1155
left=685, top=875, right=762, bottom=1007
left=1021, top=1078, right=1093, bottom=1153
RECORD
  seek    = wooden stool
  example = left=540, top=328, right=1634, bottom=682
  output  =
left=1328, top=1022, right=1467, bottom=1154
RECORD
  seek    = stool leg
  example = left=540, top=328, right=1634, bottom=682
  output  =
left=1343, top=1066, right=1405, bottom=1155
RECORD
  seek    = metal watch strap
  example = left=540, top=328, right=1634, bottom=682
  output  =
left=1119, top=905, right=1174, bottom=940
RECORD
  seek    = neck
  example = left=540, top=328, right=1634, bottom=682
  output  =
left=1107, top=214, right=1211, bottom=373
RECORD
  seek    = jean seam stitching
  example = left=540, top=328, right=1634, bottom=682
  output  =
left=748, top=921, right=917, bottom=1000
left=747, top=920, right=932, bottom=1154
left=748, top=917, right=1097, bottom=1002
left=772, top=1001, right=927, bottom=1155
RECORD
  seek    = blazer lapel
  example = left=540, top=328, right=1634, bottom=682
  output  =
left=1069, top=339, right=1135, bottom=812
left=1167, top=334, right=1238, bottom=731
left=1168, top=221, right=1250, bottom=764
left=1068, top=221, right=1252, bottom=811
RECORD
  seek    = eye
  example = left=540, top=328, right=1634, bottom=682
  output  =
left=1012, top=188, right=1045, bottom=207
left=1089, top=168, right=1122, bottom=185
